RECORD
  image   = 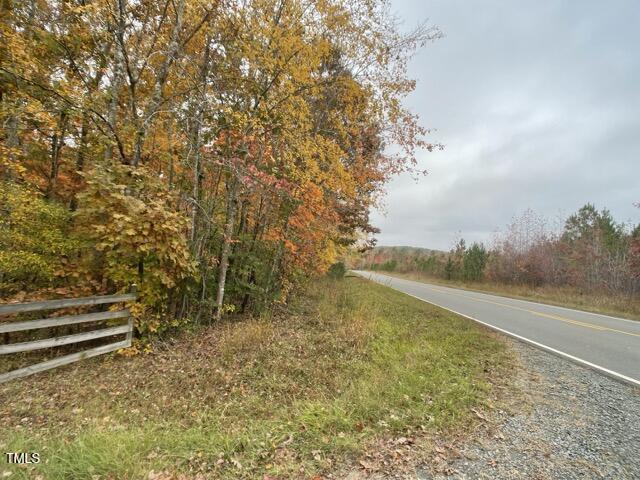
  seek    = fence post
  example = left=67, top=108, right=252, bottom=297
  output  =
left=126, top=284, right=137, bottom=347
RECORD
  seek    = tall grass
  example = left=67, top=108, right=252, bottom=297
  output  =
left=0, top=278, right=509, bottom=479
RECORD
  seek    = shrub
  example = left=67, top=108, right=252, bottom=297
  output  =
left=327, top=262, right=347, bottom=279
left=75, top=163, right=196, bottom=336
left=0, top=180, right=84, bottom=293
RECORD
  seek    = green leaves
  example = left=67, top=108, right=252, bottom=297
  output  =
left=0, top=181, right=83, bottom=291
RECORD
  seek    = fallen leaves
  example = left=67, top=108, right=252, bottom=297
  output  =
left=0, top=279, right=514, bottom=480
left=394, top=436, right=414, bottom=446
left=471, top=408, right=487, bottom=421
left=359, top=459, right=377, bottom=471
left=147, top=471, right=181, bottom=480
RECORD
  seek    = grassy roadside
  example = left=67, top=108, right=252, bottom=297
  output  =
left=0, top=277, right=511, bottom=479
left=377, top=271, right=640, bottom=321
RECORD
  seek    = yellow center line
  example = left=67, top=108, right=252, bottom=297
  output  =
left=418, top=283, right=640, bottom=338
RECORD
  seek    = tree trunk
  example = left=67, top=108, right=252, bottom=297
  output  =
left=105, top=3, right=125, bottom=163
left=133, top=0, right=185, bottom=167
left=190, top=38, right=211, bottom=243
left=69, top=109, right=89, bottom=210
left=46, top=111, right=68, bottom=199
left=215, top=179, right=238, bottom=321
left=264, top=217, right=289, bottom=306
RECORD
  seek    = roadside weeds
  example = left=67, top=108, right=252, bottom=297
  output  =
left=0, top=277, right=512, bottom=479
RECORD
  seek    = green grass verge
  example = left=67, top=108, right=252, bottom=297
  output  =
left=0, top=277, right=509, bottom=479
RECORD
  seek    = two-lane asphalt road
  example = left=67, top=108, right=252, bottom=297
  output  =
left=354, top=271, right=640, bottom=386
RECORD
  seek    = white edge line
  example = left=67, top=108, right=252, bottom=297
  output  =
left=353, top=271, right=640, bottom=389
left=361, top=271, right=640, bottom=325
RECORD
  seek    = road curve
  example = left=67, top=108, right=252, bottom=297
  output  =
left=353, top=271, right=640, bottom=387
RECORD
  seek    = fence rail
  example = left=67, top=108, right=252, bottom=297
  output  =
left=0, top=287, right=136, bottom=384
left=0, top=293, right=136, bottom=315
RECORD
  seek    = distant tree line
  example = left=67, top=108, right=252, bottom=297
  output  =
left=361, top=204, right=640, bottom=296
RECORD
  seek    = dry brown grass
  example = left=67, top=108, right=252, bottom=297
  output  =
left=0, top=277, right=511, bottom=479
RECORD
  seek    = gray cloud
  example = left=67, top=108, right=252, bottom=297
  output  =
left=374, top=0, right=640, bottom=250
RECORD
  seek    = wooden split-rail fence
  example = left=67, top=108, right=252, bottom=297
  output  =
left=0, top=286, right=137, bottom=384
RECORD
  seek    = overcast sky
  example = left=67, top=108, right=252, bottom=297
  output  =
left=373, top=0, right=640, bottom=250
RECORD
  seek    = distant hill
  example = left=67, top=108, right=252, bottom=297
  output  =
left=355, top=245, right=448, bottom=271
left=374, top=245, right=446, bottom=256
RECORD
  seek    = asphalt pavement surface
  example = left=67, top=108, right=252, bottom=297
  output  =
left=353, top=271, right=640, bottom=386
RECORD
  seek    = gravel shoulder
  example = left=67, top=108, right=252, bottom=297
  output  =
left=420, top=338, right=640, bottom=480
